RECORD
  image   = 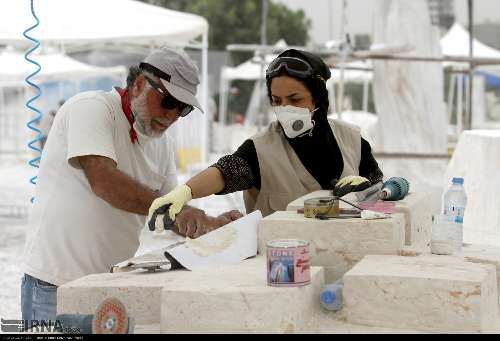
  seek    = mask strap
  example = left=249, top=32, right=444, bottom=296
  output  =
left=297, top=119, right=315, bottom=138
left=296, top=107, right=318, bottom=138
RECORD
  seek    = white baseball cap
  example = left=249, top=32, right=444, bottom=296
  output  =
left=140, top=46, right=203, bottom=113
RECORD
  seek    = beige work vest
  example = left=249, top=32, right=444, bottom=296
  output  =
left=243, top=119, right=361, bottom=217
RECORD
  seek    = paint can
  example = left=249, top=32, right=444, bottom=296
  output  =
left=266, top=239, right=310, bottom=287
left=303, top=197, right=339, bottom=218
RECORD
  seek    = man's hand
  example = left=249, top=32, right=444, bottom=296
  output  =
left=214, top=210, right=244, bottom=225
left=171, top=208, right=243, bottom=239
left=171, top=206, right=207, bottom=238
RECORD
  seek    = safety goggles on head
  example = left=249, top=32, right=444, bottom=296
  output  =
left=266, top=56, right=314, bottom=80
left=143, top=75, right=194, bottom=117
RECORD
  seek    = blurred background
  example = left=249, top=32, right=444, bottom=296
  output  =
left=1, top=0, right=500, bottom=321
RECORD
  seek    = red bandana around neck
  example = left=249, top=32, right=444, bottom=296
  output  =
left=115, top=87, right=137, bottom=144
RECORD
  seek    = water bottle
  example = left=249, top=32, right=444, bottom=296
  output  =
left=320, top=279, right=343, bottom=311
left=442, top=177, right=467, bottom=253
left=442, top=177, right=467, bottom=220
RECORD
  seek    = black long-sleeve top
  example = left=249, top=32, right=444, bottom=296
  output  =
left=211, top=117, right=383, bottom=194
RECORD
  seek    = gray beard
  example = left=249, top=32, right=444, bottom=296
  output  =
left=130, top=89, right=163, bottom=138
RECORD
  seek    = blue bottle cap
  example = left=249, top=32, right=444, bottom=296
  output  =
left=321, top=290, right=336, bottom=304
left=455, top=216, right=464, bottom=224
left=452, top=177, right=464, bottom=185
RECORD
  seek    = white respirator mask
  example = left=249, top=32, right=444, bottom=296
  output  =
left=274, top=105, right=317, bottom=138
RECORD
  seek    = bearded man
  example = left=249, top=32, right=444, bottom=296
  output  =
left=21, top=47, right=242, bottom=322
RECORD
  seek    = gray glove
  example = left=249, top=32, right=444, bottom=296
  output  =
left=147, top=204, right=174, bottom=232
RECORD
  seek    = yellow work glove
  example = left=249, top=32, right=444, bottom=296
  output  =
left=148, top=184, right=193, bottom=224
left=333, top=175, right=370, bottom=197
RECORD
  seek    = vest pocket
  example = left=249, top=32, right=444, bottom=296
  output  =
left=267, top=193, right=295, bottom=212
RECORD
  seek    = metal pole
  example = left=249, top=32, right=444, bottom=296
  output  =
left=201, top=31, right=209, bottom=164
left=465, top=74, right=470, bottom=129
left=336, top=0, right=348, bottom=117
left=261, top=0, right=268, bottom=46
left=362, top=78, right=369, bottom=112
left=466, top=0, right=474, bottom=131
left=447, top=73, right=456, bottom=125
left=457, top=74, right=464, bottom=133
left=339, top=0, right=346, bottom=44
left=218, top=68, right=227, bottom=126
left=328, top=0, right=333, bottom=41
left=0, top=85, right=4, bottom=156
left=258, top=0, right=268, bottom=132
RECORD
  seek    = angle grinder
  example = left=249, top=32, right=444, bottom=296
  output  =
left=148, top=203, right=175, bottom=231
left=56, top=297, right=134, bottom=334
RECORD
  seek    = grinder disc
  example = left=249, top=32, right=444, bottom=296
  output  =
left=91, top=298, right=129, bottom=334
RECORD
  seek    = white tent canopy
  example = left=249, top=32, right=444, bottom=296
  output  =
left=330, top=60, right=373, bottom=83
left=438, top=23, right=500, bottom=130
left=0, top=51, right=127, bottom=157
left=0, top=0, right=211, bottom=166
left=0, top=0, right=208, bottom=49
left=221, top=55, right=277, bottom=81
left=0, top=50, right=126, bottom=83
left=440, top=23, right=500, bottom=60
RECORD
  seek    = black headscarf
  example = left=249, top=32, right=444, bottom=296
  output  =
left=266, top=49, right=331, bottom=123
left=266, top=49, right=344, bottom=188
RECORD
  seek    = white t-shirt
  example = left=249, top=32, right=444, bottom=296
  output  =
left=23, top=88, right=178, bottom=286
left=39, top=111, right=55, bottom=137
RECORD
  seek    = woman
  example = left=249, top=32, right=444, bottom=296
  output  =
left=149, top=49, right=383, bottom=224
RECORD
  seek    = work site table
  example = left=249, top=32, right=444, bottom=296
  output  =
left=287, top=190, right=433, bottom=248
left=57, top=257, right=325, bottom=333
left=258, top=210, right=405, bottom=283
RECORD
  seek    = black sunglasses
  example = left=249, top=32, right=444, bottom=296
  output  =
left=143, top=75, right=194, bottom=117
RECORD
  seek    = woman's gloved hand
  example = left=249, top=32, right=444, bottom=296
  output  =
left=333, top=176, right=370, bottom=197
left=148, top=184, right=193, bottom=223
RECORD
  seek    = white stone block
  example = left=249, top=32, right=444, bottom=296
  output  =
left=306, top=310, right=426, bottom=334
left=160, top=257, right=324, bottom=333
left=344, top=255, right=498, bottom=332
left=399, top=243, right=500, bottom=307
left=258, top=211, right=405, bottom=282
left=134, top=324, right=161, bottom=334
left=135, top=313, right=500, bottom=334
left=287, top=190, right=432, bottom=248
left=463, top=243, right=500, bottom=305
left=444, top=131, right=500, bottom=247
left=57, top=269, right=194, bottom=324
left=393, top=192, right=432, bottom=247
